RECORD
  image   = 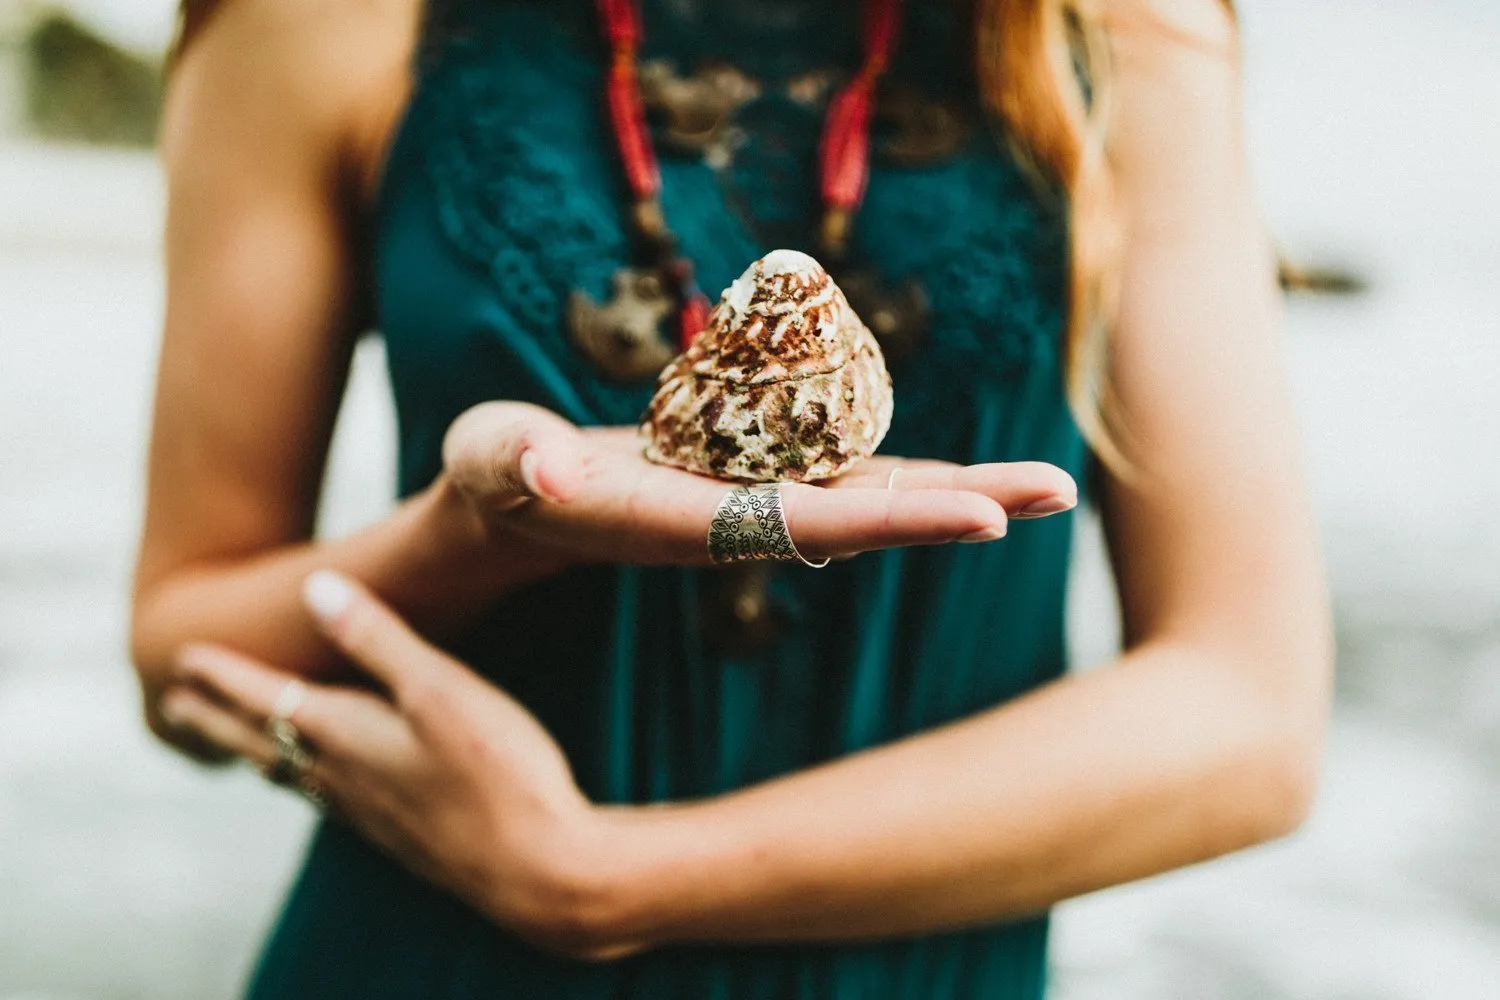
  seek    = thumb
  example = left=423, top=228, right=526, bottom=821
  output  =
left=442, top=401, right=586, bottom=510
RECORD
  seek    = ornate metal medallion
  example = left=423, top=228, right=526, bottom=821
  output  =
left=875, top=84, right=973, bottom=166
left=566, top=267, right=679, bottom=381
left=699, top=564, right=788, bottom=656
left=640, top=60, right=760, bottom=166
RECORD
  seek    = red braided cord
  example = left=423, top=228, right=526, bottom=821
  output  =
left=599, top=0, right=659, bottom=200
left=678, top=293, right=711, bottom=349
left=862, top=0, right=901, bottom=60
left=820, top=0, right=903, bottom=212
left=598, top=0, right=902, bottom=346
left=598, top=0, right=640, bottom=47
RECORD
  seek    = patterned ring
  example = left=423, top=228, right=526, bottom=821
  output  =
left=707, top=484, right=830, bottom=568
left=261, top=724, right=314, bottom=788
left=262, top=680, right=321, bottom=806
left=262, top=726, right=324, bottom=808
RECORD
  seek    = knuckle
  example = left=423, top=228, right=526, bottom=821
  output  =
left=958, top=492, right=997, bottom=520
left=399, top=676, right=450, bottom=721
left=483, top=460, right=522, bottom=501
left=513, top=420, right=545, bottom=456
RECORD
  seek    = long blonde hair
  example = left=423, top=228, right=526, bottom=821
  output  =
left=977, top=0, right=1237, bottom=470
left=176, top=0, right=1236, bottom=468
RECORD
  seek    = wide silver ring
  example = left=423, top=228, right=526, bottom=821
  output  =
left=707, top=484, right=829, bottom=568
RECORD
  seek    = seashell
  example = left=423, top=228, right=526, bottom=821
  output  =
left=642, top=249, right=894, bottom=483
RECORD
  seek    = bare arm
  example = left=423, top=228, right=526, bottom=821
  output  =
left=130, top=0, right=535, bottom=744
left=576, top=0, right=1331, bottom=949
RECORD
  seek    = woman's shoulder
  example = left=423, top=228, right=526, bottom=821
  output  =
left=162, top=0, right=419, bottom=206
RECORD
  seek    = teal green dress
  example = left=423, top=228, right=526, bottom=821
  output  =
left=248, top=1, right=1087, bottom=996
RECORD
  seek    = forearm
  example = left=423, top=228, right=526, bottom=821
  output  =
left=591, top=638, right=1325, bottom=949
left=132, top=476, right=561, bottom=698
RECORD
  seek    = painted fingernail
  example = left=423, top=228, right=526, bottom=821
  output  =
left=518, top=449, right=549, bottom=500
left=959, top=525, right=1007, bottom=543
left=1015, top=496, right=1076, bottom=519
left=303, top=570, right=354, bottom=624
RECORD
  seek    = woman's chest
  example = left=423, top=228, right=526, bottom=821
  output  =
left=376, top=0, right=1071, bottom=459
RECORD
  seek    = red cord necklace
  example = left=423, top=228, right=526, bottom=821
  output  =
left=595, top=0, right=905, bottom=352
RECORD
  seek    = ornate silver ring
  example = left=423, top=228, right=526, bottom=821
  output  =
left=707, top=484, right=829, bottom=568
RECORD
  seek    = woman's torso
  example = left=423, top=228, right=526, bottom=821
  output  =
left=250, top=1, right=1086, bottom=996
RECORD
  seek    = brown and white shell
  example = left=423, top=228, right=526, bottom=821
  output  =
left=642, top=249, right=894, bottom=483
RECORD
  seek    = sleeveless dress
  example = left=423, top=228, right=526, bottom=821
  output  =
left=247, top=1, right=1087, bottom=996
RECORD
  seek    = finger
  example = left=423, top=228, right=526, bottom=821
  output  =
left=825, top=456, right=960, bottom=487
left=442, top=401, right=587, bottom=507
left=515, top=469, right=1007, bottom=564
left=781, top=486, right=1010, bottom=559
left=161, top=686, right=346, bottom=810
left=832, top=459, right=1079, bottom=518
left=506, top=435, right=1065, bottom=565
left=174, top=643, right=397, bottom=759
left=159, top=687, right=275, bottom=768
left=302, top=571, right=461, bottom=710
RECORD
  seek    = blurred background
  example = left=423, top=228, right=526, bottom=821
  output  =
left=1, top=0, right=1496, bottom=996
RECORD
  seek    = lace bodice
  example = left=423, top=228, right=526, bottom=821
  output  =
left=386, top=0, right=1071, bottom=478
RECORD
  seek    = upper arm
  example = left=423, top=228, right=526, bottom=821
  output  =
left=1099, top=0, right=1330, bottom=697
left=135, top=0, right=412, bottom=596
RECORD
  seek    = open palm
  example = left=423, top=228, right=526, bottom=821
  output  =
left=443, top=403, right=1078, bottom=566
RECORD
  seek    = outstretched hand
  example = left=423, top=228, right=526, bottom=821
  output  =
left=442, top=402, right=1078, bottom=566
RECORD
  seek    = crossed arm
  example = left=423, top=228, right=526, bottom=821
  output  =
left=137, top=0, right=1330, bottom=958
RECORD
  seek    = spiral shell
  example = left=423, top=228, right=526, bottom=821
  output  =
left=643, top=250, right=894, bottom=482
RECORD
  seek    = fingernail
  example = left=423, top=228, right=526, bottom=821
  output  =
left=959, top=525, right=1007, bottom=543
left=1015, top=496, right=1077, bottom=519
left=304, top=570, right=354, bottom=624
left=519, top=450, right=549, bottom=499
left=158, top=693, right=187, bottom=728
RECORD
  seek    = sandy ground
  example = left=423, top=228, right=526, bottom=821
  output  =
left=2, top=0, right=1498, bottom=997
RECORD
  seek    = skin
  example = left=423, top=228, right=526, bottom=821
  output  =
left=137, top=0, right=1331, bottom=964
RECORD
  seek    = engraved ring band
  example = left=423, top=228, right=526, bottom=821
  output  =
left=707, top=484, right=830, bottom=568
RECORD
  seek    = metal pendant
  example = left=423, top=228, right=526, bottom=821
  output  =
left=834, top=267, right=928, bottom=366
left=640, top=60, right=760, bottom=162
left=785, top=68, right=842, bottom=109
left=875, top=84, right=973, bottom=166
left=699, top=564, right=787, bottom=656
left=566, top=267, right=679, bottom=382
